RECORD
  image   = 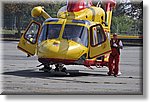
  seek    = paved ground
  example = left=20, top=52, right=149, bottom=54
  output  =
left=0, top=41, right=143, bottom=95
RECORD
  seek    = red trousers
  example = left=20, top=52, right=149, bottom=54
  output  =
left=108, top=48, right=120, bottom=75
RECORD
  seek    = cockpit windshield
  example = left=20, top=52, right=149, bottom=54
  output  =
left=62, top=24, right=88, bottom=47
left=38, top=24, right=62, bottom=43
left=47, top=24, right=62, bottom=39
left=38, top=24, right=88, bottom=47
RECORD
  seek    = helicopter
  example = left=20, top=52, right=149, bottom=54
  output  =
left=17, top=0, right=116, bottom=73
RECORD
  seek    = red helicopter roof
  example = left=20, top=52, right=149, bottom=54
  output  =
left=67, top=0, right=92, bottom=12
left=102, top=0, right=116, bottom=8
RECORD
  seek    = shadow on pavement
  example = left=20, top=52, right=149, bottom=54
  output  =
left=2, top=69, right=108, bottom=78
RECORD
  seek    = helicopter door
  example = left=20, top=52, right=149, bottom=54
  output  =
left=89, top=24, right=111, bottom=58
left=17, top=21, right=41, bottom=56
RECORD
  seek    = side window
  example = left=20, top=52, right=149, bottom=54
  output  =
left=92, top=27, right=98, bottom=45
left=91, top=25, right=106, bottom=46
left=24, top=22, right=40, bottom=44
left=38, top=25, right=47, bottom=44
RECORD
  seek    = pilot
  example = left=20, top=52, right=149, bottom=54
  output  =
left=48, top=29, right=56, bottom=39
left=108, top=33, right=123, bottom=77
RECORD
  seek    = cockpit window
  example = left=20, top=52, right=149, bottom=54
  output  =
left=47, top=24, right=62, bottom=39
left=38, top=25, right=47, bottom=43
left=38, top=24, right=89, bottom=47
left=38, top=24, right=62, bottom=43
left=62, top=24, right=88, bottom=47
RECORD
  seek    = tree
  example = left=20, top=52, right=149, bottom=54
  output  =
left=4, top=3, right=34, bottom=37
left=3, top=1, right=66, bottom=37
left=111, top=15, right=133, bottom=34
left=111, top=0, right=143, bottom=35
left=113, top=0, right=143, bottom=19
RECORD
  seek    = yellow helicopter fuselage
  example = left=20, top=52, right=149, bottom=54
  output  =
left=37, top=19, right=89, bottom=64
left=17, top=0, right=116, bottom=68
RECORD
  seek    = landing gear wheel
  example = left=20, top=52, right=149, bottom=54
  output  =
left=39, top=64, right=52, bottom=72
left=43, top=67, right=52, bottom=72
left=61, top=67, right=70, bottom=75
left=54, top=67, right=59, bottom=72
left=61, top=67, right=67, bottom=73
left=54, top=64, right=60, bottom=72
left=54, top=64, right=67, bottom=73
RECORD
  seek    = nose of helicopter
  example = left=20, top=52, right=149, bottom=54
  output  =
left=38, top=39, right=87, bottom=60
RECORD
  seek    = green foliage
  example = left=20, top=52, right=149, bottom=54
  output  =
left=111, top=1, right=143, bottom=35
left=3, top=1, right=143, bottom=36
left=111, top=15, right=134, bottom=35
left=3, top=1, right=66, bottom=37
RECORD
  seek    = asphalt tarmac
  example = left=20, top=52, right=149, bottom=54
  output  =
left=0, top=41, right=143, bottom=95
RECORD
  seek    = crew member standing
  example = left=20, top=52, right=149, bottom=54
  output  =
left=108, top=33, right=123, bottom=77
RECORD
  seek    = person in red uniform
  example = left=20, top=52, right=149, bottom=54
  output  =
left=108, top=33, right=123, bottom=77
